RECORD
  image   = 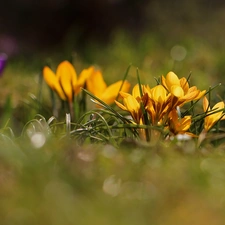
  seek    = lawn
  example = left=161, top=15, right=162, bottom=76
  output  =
left=1, top=27, right=225, bottom=225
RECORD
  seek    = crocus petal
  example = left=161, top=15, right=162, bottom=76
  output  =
left=171, top=85, right=184, bottom=97
left=151, top=85, right=167, bottom=103
left=203, top=97, right=225, bottom=131
left=43, top=66, right=56, bottom=90
left=56, top=61, right=77, bottom=83
left=181, top=90, right=200, bottom=101
left=43, top=66, right=66, bottom=100
left=195, top=90, right=206, bottom=100
left=203, top=96, right=210, bottom=112
left=74, top=66, right=95, bottom=95
left=212, top=101, right=224, bottom=111
left=143, top=85, right=151, bottom=96
left=120, top=81, right=131, bottom=93
left=204, top=118, right=214, bottom=132
left=123, top=95, right=140, bottom=113
left=211, top=102, right=225, bottom=121
left=170, top=108, right=178, bottom=120
left=187, top=87, right=206, bottom=101
left=119, top=91, right=131, bottom=98
left=123, top=95, right=141, bottom=122
left=101, top=80, right=130, bottom=105
left=189, top=86, right=198, bottom=91
left=179, top=116, right=192, bottom=131
left=56, top=61, right=77, bottom=102
left=86, top=70, right=107, bottom=97
left=180, top=77, right=189, bottom=94
left=132, top=84, right=143, bottom=99
left=115, top=100, right=129, bottom=111
left=115, top=94, right=141, bottom=123
left=161, top=76, right=168, bottom=91
left=168, top=109, right=192, bottom=134
left=165, top=71, right=180, bottom=90
left=215, top=102, right=225, bottom=120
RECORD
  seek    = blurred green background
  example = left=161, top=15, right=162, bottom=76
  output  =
left=1, top=0, right=225, bottom=113
left=1, top=0, right=225, bottom=98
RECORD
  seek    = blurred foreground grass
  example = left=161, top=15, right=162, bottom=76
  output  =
left=1, top=137, right=225, bottom=225
left=1, top=31, right=225, bottom=224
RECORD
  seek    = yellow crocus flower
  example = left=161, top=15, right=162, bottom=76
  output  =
left=168, top=109, right=192, bottom=135
left=144, top=85, right=171, bottom=125
left=56, top=61, right=77, bottom=103
left=86, top=69, right=130, bottom=105
left=116, top=94, right=142, bottom=123
left=43, top=60, right=94, bottom=102
left=203, top=96, right=225, bottom=131
left=162, top=71, right=206, bottom=108
left=115, top=84, right=148, bottom=124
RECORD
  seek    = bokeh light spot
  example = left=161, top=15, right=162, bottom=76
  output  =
left=30, top=132, right=46, bottom=149
left=170, top=45, right=187, bottom=61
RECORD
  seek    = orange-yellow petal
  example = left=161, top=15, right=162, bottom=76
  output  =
left=120, top=81, right=131, bottom=93
left=123, top=95, right=141, bottom=121
left=43, top=66, right=66, bottom=100
left=74, top=66, right=95, bottom=95
left=143, top=85, right=151, bottom=96
left=43, top=66, right=56, bottom=89
left=181, top=90, right=200, bottom=101
left=115, top=100, right=129, bottom=111
left=119, top=91, right=131, bottom=98
left=151, top=85, right=167, bottom=103
left=212, top=102, right=225, bottom=121
left=179, top=116, right=192, bottom=131
left=203, top=97, right=225, bottom=131
left=165, top=72, right=180, bottom=89
left=195, top=90, right=206, bottom=100
left=56, top=61, right=77, bottom=102
left=171, top=85, right=184, bottom=97
left=86, top=70, right=107, bottom=97
left=101, top=80, right=130, bottom=105
left=203, top=96, right=210, bottom=112
left=132, top=84, right=144, bottom=99
left=212, top=101, right=224, bottom=111
left=161, top=76, right=168, bottom=91
left=168, top=109, right=192, bottom=134
left=180, top=77, right=189, bottom=94
left=123, top=95, right=140, bottom=112
left=115, top=94, right=140, bottom=120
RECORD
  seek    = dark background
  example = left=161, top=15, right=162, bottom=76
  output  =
left=0, top=0, right=224, bottom=57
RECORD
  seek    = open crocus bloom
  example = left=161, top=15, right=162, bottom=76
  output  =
left=168, top=109, right=193, bottom=136
left=203, top=96, right=225, bottom=131
left=43, top=61, right=94, bottom=102
left=0, top=53, right=7, bottom=76
left=144, top=85, right=171, bottom=125
left=54, top=60, right=77, bottom=103
left=162, top=71, right=206, bottom=108
left=86, top=69, right=130, bottom=105
left=115, top=84, right=148, bottom=124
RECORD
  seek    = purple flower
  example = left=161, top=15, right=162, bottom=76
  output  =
left=0, top=53, right=7, bottom=76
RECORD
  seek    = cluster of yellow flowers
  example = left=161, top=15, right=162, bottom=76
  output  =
left=43, top=60, right=130, bottom=105
left=115, top=71, right=225, bottom=139
left=43, top=60, right=225, bottom=141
